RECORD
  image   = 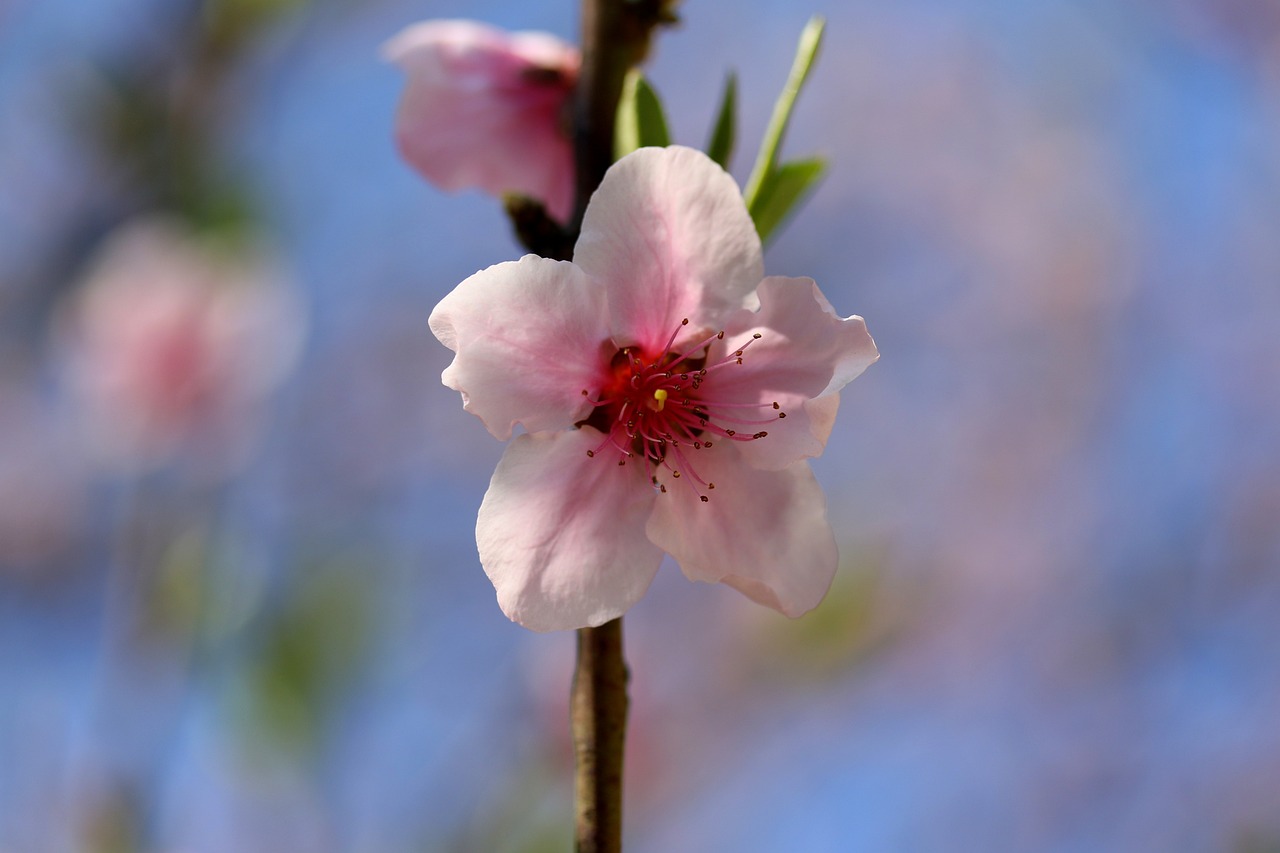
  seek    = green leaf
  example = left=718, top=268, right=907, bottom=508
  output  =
left=614, top=69, right=671, bottom=160
left=705, top=71, right=737, bottom=169
left=749, top=156, right=827, bottom=243
left=743, top=16, right=825, bottom=210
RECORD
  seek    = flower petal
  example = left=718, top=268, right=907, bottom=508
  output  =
left=709, top=276, right=878, bottom=469
left=384, top=20, right=577, bottom=221
left=803, top=392, right=841, bottom=448
left=645, top=443, right=838, bottom=617
left=478, top=430, right=663, bottom=631
left=574, top=146, right=765, bottom=349
left=429, top=255, right=608, bottom=439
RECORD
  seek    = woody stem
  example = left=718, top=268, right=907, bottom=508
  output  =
left=568, top=3, right=669, bottom=850
left=571, top=618, right=629, bottom=853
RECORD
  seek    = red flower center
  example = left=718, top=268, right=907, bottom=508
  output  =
left=578, top=319, right=785, bottom=501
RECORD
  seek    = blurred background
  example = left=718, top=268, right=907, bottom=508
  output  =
left=2, top=0, right=1279, bottom=850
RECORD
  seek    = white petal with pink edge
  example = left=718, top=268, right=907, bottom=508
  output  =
left=645, top=443, right=838, bottom=618
left=478, top=430, right=664, bottom=632
left=707, top=276, right=878, bottom=470
left=574, top=146, right=765, bottom=350
left=430, top=256, right=608, bottom=440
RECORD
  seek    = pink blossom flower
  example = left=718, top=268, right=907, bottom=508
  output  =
left=383, top=19, right=579, bottom=223
left=430, top=146, right=878, bottom=632
left=57, top=217, right=303, bottom=474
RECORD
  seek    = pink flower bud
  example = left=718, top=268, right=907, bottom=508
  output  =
left=384, top=19, right=579, bottom=222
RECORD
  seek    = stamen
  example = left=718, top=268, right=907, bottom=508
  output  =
left=667, top=443, right=711, bottom=488
left=670, top=328, right=728, bottom=365
left=583, top=316, right=783, bottom=488
left=655, top=318, right=691, bottom=366
left=711, top=412, right=782, bottom=426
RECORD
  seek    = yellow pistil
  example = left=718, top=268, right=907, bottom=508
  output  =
left=652, top=388, right=668, bottom=411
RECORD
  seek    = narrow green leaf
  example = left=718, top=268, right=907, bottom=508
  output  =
left=742, top=16, right=825, bottom=210
left=614, top=69, right=671, bottom=160
left=749, top=156, right=827, bottom=243
left=705, top=71, right=738, bottom=170
left=634, top=75, right=672, bottom=150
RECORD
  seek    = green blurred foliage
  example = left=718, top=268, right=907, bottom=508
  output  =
left=203, top=0, right=311, bottom=55
left=80, top=782, right=142, bottom=853
left=92, top=65, right=259, bottom=237
left=440, top=756, right=571, bottom=853
left=739, top=541, right=903, bottom=684
left=144, top=524, right=208, bottom=642
left=230, top=556, right=375, bottom=760
left=84, top=0, right=314, bottom=241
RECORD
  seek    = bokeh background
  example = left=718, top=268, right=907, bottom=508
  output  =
left=3, top=0, right=1279, bottom=850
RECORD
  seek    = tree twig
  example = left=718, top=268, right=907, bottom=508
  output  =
left=572, top=0, right=672, bottom=228
left=567, top=3, right=673, bottom=848
left=571, top=618, right=629, bottom=853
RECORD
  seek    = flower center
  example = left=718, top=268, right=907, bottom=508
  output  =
left=578, top=318, right=785, bottom=502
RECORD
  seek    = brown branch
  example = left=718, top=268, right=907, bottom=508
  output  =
left=500, top=4, right=668, bottom=850
left=571, top=618, right=629, bottom=853
left=572, top=0, right=672, bottom=226
left=567, top=3, right=673, bottom=846
left=508, top=1, right=672, bottom=259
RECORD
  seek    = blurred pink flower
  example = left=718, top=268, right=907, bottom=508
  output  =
left=384, top=19, right=579, bottom=223
left=58, top=218, right=302, bottom=474
left=430, top=146, right=878, bottom=631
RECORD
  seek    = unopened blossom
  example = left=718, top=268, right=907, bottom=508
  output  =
left=384, top=19, right=578, bottom=223
left=58, top=217, right=302, bottom=474
left=431, top=146, right=878, bottom=632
